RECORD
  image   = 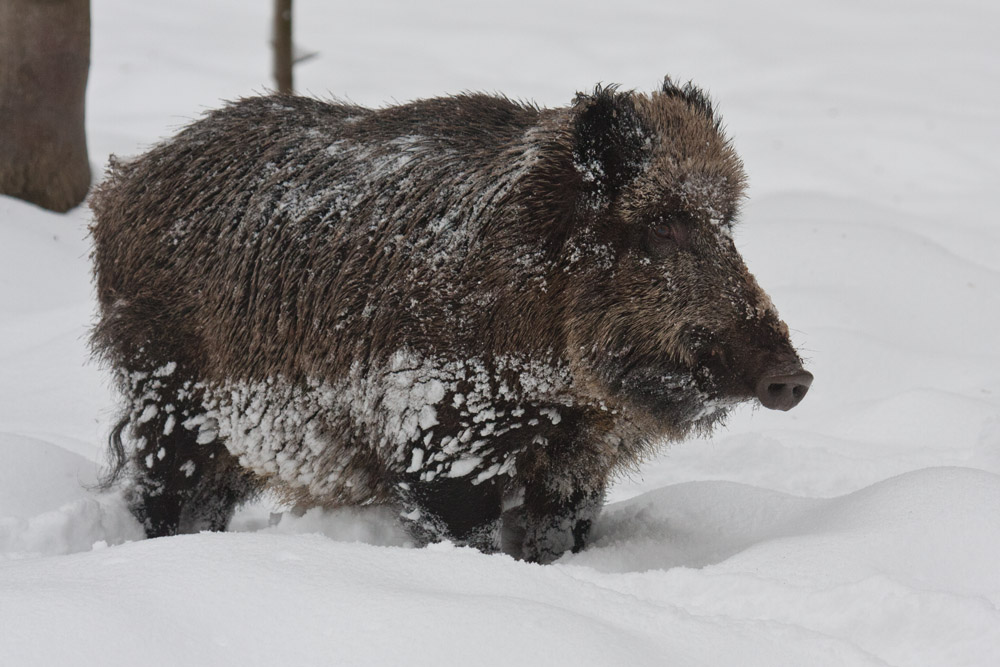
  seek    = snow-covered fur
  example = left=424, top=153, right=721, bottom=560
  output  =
left=90, top=77, right=809, bottom=563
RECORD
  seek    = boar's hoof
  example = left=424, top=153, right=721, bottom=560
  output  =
left=755, top=370, right=813, bottom=411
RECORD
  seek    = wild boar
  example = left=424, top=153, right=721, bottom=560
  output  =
left=90, top=77, right=812, bottom=563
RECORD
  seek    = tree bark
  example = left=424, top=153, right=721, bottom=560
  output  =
left=273, top=0, right=293, bottom=95
left=0, top=0, right=91, bottom=213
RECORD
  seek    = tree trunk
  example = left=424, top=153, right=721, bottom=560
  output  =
left=273, top=0, right=293, bottom=95
left=0, top=0, right=91, bottom=213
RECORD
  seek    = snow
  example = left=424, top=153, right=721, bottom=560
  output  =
left=2, top=0, right=1000, bottom=665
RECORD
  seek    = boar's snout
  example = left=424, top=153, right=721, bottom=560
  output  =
left=755, top=366, right=813, bottom=411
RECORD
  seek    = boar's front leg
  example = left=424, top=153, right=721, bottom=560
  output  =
left=508, top=483, right=606, bottom=564
left=505, top=435, right=611, bottom=564
left=396, top=473, right=505, bottom=553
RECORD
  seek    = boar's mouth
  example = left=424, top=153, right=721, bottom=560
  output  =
left=603, top=344, right=812, bottom=430
left=702, top=347, right=814, bottom=414
left=603, top=353, right=740, bottom=430
left=690, top=328, right=813, bottom=413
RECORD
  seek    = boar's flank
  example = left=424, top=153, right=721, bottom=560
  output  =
left=90, top=77, right=812, bottom=563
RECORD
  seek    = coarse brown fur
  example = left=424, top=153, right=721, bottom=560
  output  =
left=90, top=77, right=810, bottom=563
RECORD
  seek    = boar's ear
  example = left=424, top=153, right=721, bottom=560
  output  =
left=660, top=75, right=720, bottom=128
left=571, top=85, right=647, bottom=200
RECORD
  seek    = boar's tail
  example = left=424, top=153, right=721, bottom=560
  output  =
left=96, top=416, right=130, bottom=490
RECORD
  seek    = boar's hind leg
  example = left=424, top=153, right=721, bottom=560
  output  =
left=396, top=474, right=505, bottom=553
left=114, top=375, right=261, bottom=537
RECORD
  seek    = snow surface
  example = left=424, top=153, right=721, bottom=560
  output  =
left=3, top=0, right=1000, bottom=665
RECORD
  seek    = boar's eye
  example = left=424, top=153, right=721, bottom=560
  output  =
left=653, top=223, right=674, bottom=239
left=647, top=218, right=690, bottom=250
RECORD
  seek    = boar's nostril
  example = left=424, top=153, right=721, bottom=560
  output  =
left=755, top=370, right=813, bottom=411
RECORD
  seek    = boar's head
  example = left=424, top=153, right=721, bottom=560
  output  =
left=559, top=78, right=811, bottom=436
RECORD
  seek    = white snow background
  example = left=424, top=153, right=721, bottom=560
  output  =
left=2, top=0, right=1000, bottom=665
